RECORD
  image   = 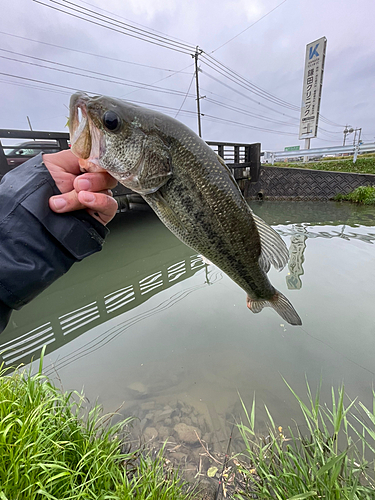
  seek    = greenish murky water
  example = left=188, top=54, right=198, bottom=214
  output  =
left=2, top=200, right=375, bottom=458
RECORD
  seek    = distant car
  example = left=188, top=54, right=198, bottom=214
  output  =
left=5, top=141, right=62, bottom=168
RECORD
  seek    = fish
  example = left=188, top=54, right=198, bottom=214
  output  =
left=69, top=92, right=302, bottom=326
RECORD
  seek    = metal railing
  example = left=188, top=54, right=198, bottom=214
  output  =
left=207, top=141, right=261, bottom=181
left=0, top=129, right=70, bottom=177
left=266, top=142, right=375, bottom=165
left=0, top=131, right=262, bottom=183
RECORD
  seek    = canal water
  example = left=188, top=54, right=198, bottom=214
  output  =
left=1, top=200, right=375, bottom=463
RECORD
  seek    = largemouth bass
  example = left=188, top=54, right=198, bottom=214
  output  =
left=69, top=92, right=302, bottom=325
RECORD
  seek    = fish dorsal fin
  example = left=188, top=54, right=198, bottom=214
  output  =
left=252, top=213, right=289, bottom=272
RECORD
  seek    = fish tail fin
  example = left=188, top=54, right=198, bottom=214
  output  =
left=247, top=291, right=302, bottom=326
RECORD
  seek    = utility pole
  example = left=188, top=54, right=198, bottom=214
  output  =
left=193, top=46, right=203, bottom=138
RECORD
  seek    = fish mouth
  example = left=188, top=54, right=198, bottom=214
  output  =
left=69, top=92, right=105, bottom=167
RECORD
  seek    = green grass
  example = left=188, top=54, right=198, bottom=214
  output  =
left=234, top=381, right=375, bottom=499
left=334, top=185, right=375, bottom=205
left=0, top=351, right=191, bottom=500
left=272, top=156, right=375, bottom=175
left=4, top=350, right=375, bottom=500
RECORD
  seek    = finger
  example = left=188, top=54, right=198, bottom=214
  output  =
left=49, top=190, right=84, bottom=213
left=74, top=171, right=118, bottom=193
left=78, top=191, right=118, bottom=225
left=43, top=150, right=81, bottom=175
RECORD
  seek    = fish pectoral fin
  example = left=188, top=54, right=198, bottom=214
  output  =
left=130, top=134, right=173, bottom=195
left=252, top=213, right=289, bottom=272
left=247, top=291, right=302, bottom=326
left=146, top=190, right=187, bottom=234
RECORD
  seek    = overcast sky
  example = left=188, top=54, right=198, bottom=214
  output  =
left=1, top=0, right=374, bottom=151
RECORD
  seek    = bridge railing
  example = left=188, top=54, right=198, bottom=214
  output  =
left=207, top=141, right=261, bottom=181
left=0, top=131, right=261, bottom=183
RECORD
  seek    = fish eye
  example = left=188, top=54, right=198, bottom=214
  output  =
left=103, top=111, right=121, bottom=132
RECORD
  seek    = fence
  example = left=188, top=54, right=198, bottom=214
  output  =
left=0, top=130, right=261, bottom=183
left=266, top=142, right=375, bottom=165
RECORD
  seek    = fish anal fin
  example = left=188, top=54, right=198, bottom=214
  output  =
left=252, top=213, right=289, bottom=272
left=247, top=291, right=302, bottom=326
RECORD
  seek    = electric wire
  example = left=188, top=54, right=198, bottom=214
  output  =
left=1, top=73, right=299, bottom=136
left=210, top=0, right=288, bottom=54
left=174, top=71, right=195, bottom=118
left=201, top=52, right=301, bottom=111
left=201, top=53, right=346, bottom=130
left=0, top=31, right=190, bottom=74
left=75, top=0, right=194, bottom=47
left=202, top=113, right=297, bottom=135
left=202, top=69, right=300, bottom=120
left=33, top=0, right=346, bottom=130
left=33, top=0, right=195, bottom=55
left=61, top=0, right=194, bottom=51
left=0, top=52, right=196, bottom=98
left=205, top=97, right=298, bottom=127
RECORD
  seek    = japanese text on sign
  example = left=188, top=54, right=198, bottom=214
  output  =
left=299, top=37, right=327, bottom=139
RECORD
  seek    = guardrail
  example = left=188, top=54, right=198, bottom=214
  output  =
left=266, top=142, right=375, bottom=165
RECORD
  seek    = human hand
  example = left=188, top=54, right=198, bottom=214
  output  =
left=43, top=150, right=118, bottom=225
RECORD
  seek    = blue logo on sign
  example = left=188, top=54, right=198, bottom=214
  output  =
left=309, top=43, right=319, bottom=59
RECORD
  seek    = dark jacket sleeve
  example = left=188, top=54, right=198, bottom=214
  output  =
left=0, top=153, right=109, bottom=333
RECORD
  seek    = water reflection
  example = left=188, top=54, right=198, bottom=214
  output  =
left=286, top=225, right=307, bottom=290
left=1, top=202, right=375, bottom=458
left=278, top=222, right=375, bottom=290
left=0, top=252, right=206, bottom=367
left=2, top=203, right=375, bottom=365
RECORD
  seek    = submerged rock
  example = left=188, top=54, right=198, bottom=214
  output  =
left=143, top=427, right=158, bottom=441
left=128, top=382, right=148, bottom=395
left=174, top=422, right=201, bottom=445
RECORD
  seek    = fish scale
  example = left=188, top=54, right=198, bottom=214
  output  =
left=69, top=92, right=302, bottom=326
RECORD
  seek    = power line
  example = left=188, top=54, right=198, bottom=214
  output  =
left=200, top=85, right=300, bottom=122
left=1, top=73, right=298, bottom=136
left=0, top=51, right=195, bottom=98
left=119, top=62, right=195, bottom=99
left=33, top=0, right=345, bottom=130
left=202, top=114, right=297, bottom=135
left=0, top=31, right=191, bottom=74
left=62, top=0, right=194, bottom=51
left=205, top=97, right=298, bottom=127
left=175, top=71, right=195, bottom=118
left=76, top=0, right=193, bottom=47
left=210, top=0, right=288, bottom=54
left=202, top=70, right=300, bottom=120
left=33, top=0, right=195, bottom=55
left=201, top=53, right=300, bottom=111
left=319, top=115, right=346, bottom=127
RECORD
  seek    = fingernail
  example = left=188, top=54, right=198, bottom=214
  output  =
left=77, top=178, right=91, bottom=191
left=52, top=198, right=67, bottom=210
left=82, top=192, right=95, bottom=203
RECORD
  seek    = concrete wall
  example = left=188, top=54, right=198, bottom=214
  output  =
left=241, top=165, right=375, bottom=200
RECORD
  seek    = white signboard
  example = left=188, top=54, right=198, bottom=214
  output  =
left=299, top=37, right=327, bottom=139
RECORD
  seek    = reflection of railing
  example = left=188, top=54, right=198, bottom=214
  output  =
left=278, top=224, right=374, bottom=290
left=277, top=226, right=375, bottom=244
left=0, top=254, right=205, bottom=367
